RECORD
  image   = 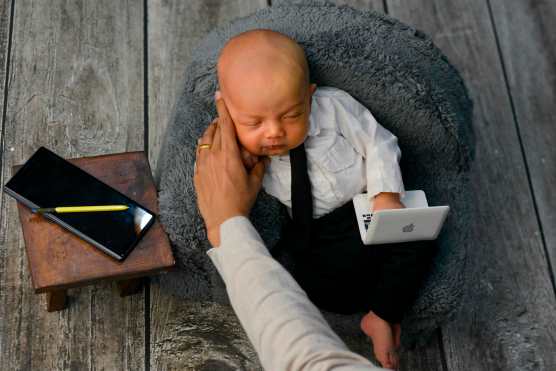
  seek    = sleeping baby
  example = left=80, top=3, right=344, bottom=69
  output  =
left=215, top=29, right=437, bottom=370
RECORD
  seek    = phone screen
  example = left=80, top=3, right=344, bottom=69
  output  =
left=4, top=147, right=155, bottom=260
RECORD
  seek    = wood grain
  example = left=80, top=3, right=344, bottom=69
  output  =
left=0, top=1, right=145, bottom=370
left=0, top=0, right=10, bottom=349
left=387, top=0, right=556, bottom=370
left=0, top=0, right=9, bottom=126
left=147, top=1, right=268, bottom=369
left=488, top=0, right=556, bottom=287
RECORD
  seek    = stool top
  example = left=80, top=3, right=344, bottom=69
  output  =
left=13, top=151, right=175, bottom=293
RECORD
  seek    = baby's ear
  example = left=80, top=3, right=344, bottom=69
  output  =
left=308, top=83, right=317, bottom=108
left=310, top=83, right=317, bottom=94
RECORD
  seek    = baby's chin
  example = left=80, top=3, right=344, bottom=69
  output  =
left=259, top=144, right=291, bottom=156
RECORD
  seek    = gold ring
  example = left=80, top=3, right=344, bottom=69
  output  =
left=198, top=143, right=211, bottom=150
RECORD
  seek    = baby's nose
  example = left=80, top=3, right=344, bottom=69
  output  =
left=266, top=121, right=286, bottom=138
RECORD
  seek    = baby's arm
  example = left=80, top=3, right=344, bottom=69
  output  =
left=332, top=92, right=405, bottom=206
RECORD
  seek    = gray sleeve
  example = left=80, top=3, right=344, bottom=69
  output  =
left=207, top=216, right=384, bottom=371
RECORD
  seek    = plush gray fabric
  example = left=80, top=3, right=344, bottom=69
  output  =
left=156, top=0, right=474, bottom=351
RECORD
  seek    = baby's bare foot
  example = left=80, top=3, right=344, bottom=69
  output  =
left=360, top=311, right=400, bottom=369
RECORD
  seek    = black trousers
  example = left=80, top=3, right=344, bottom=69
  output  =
left=273, top=201, right=438, bottom=324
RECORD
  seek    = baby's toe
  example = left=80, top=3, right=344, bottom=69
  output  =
left=375, top=348, right=398, bottom=369
left=388, top=349, right=400, bottom=369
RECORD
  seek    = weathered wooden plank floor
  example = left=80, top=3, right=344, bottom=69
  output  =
left=1, top=1, right=555, bottom=370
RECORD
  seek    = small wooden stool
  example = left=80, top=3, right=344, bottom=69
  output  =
left=13, top=151, right=176, bottom=311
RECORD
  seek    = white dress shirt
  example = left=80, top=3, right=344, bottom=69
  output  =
left=207, top=216, right=385, bottom=371
left=263, top=86, right=405, bottom=218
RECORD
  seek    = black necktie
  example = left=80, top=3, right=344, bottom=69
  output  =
left=289, top=142, right=313, bottom=246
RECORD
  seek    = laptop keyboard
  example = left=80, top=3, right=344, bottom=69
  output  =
left=363, top=213, right=373, bottom=230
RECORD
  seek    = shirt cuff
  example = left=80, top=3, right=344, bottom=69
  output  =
left=366, top=176, right=405, bottom=200
left=365, top=141, right=405, bottom=199
left=206, top=216, right=270, bottom=283
left=367, top=185, right=406, bottom=200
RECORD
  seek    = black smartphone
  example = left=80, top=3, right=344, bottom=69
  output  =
left=3, top=147, right=156, bottom=261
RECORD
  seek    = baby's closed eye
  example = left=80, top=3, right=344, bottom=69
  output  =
left=242, top=122, right=262, bottom=127
left=283, top=111, right=303, bottom=119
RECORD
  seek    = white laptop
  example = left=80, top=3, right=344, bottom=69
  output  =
left=352, top=190, right=449, bottom=245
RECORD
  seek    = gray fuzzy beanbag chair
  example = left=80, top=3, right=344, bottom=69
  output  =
left=156, top=0, right=474, bottom=351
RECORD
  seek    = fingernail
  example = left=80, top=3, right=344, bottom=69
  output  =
left=214, top=90, right=221, bottom=100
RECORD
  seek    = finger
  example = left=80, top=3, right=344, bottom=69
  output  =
left=193, top=171, right=207, bottom=219
left=198, top=122, right=217, bottom=154
left=240, top=147, right=258, bottom=169
left=240, top=149, right=253, bottom=169
left=193, top=169, right=202, bottom=199
left=240, top=147, right=249, bottom=161
left=247, top=155, right=259, bottom=170
left=197, top=122, right=217, bottom=165
left=200, top=120, right=217, bottom=144
left=202, top=119, right=219, bottom=151
left=212, top=119, right=222, bottom=151
left=214, top=96, right=240, bottom=154
left=249, top=159, right=266, bottom=189
left=193, top=169, right=199, bottom=191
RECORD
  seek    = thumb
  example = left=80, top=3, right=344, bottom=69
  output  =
left=248, top=159, right=266, bottom=188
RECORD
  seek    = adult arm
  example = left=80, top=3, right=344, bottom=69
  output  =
left=207, top=216, right=383, bottom=370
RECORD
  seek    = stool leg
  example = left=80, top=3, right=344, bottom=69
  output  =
left=46, top=289, right=67, bottom=312
left=117, top=277, right=144, bottom=297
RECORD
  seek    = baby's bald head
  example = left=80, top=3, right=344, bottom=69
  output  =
left=217, top=29, right=310, bottom=97
left=216, top=29, right=316, bottom=156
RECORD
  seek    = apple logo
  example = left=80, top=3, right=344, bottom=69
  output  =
left=402, top=223, right=415, bottom=233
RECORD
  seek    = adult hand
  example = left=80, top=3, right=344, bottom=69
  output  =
left=193, top=92, right=267, bottom=246
left=209, top=119, right=260, bottom=171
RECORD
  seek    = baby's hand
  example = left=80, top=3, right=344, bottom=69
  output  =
left=372, top=192, right=405, bottom=212
left=240, top=145, right=265, bottom=171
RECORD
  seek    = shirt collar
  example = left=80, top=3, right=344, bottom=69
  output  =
left=307, top=97, right=321, bottom=137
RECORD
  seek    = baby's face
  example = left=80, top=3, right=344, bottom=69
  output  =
left=221, top=70, right=317, bottom=157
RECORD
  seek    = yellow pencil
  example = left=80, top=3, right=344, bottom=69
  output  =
left=32, top=205, right=129, bottom=214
